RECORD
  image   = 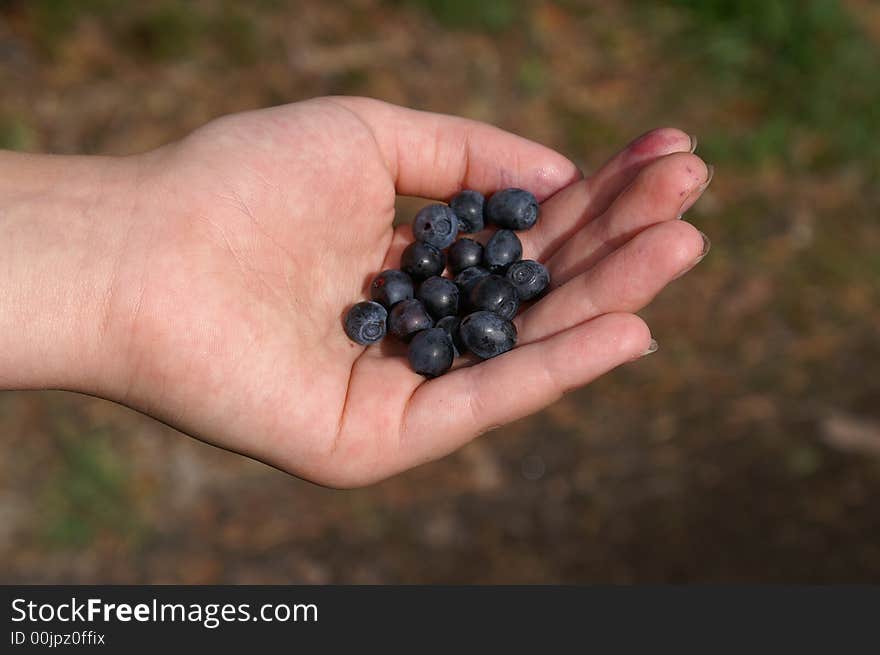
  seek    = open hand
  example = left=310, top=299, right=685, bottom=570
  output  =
left=22, top=97, right=710, bottom=487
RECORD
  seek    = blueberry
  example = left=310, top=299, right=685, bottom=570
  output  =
left=506, top=259, right=550, bottom=301
left=483, top=229, right=522, bottom=273
left=449, top=190, right=486, bottom=233
left=388, top=298, right=434, bottom=341
left=344, top=301, right=388, bottom=346
left=453, top=266, right=491, bottom=307
left=448, top=238, right=484, bottom=275
left=407, top=328, right=455, bottom=378
left=469, top=274, right=520, bottom=320
left=436, top=315, right=465, bottom=356
left=416, top=276, right=459, bottom=320
left=458, top=311, right=517, bottom=360
left=370, top=269, right=414, bottom=308
left=413, top=204, right=459, bottom=249
left=401, top=241, right=446, bottom=281
left=486, top=188, right=539, bottom=230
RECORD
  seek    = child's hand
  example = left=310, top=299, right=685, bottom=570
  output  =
left=0, top=97, right=710, bottom=486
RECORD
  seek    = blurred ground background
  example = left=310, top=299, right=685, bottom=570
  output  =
left=1, top=0, right=879, bottom=583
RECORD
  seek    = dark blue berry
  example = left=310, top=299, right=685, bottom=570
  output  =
left=483, top=229, right=522, bottom=273
left=436, top=315, right=465, bottom=357
left=388, top=298, right=434, bottom=341
left=469, top=274, right=520, bottom=320
left=413, top=204, right=459, bottom=249
left=453, top=266, right=491, bottom=311
left=344, top=301, right=387, bottom=346
left=448, top=238, right=484, bottom=275
left=408, top=328, right=455, bottom=378
left=486, top=188, right=539, bottom=230
left=506, top=260, right=550, bottom=301
left=401, top=241, right=446, bottom=281
left=416, top=276, right=459, bottom=320
left=370, top=269, right=414, bottom=308
left=459, top=311, right=517, bottom=360
left=449, top=190, right=485, bottom=233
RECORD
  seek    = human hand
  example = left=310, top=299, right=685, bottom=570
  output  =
left=0, top=97, right=710, bottom=486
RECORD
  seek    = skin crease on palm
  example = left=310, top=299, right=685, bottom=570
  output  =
left=0, top=97, right=710, bottom=487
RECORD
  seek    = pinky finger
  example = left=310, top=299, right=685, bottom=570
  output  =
left=396, top=312, right=653, bottom=470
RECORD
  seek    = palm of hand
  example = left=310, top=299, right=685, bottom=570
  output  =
left=114, top=97, right=709, bottom=486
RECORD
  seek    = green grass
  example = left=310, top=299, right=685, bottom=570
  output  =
left=13, top=0, right=266, bottom=65
left=555, top=104, right=624, bottom=164
left=655, top=0, right=880, bottom=336
left=125, top=4, right=204, bottom=62
left=0, top=115, right=35, bottom=151
left=211, top=8, right=261, bottom=65
left=517, top=56, right=546, bottom=95
left=396, top=0, right=519, bottom=32
left=655, top=0, right=880, bottom=176
left=13, top=0, right=114, bottom=54
left=39, top=434, right=142, bottom=548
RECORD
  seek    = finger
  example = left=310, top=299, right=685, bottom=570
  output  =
left=326, top=96, right=583, bottom=202
left=518, top=220, right=707, bottom=344
left=522, top=127, right=695, bottom=261
left=396, top=312, right=652, bottom=469
left=543, top=152, right=710, bottom=286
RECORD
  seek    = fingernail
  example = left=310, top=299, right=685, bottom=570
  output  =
left=688, top=134, right=698, bottom=153
left=702, top=163, right=715, bottom=188
left=673, top=231, right=711, bottom=280
left=641, top=339, right=659, bottom=357
left=696, top=230, right=711, bottom=263
left=678, top=163, right=714, bottom=217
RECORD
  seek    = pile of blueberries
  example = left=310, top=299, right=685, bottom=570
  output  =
left=344, top=188, right=550, bottom=378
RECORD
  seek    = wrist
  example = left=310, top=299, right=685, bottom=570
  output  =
left=0, top=150, right=142, bottom=394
